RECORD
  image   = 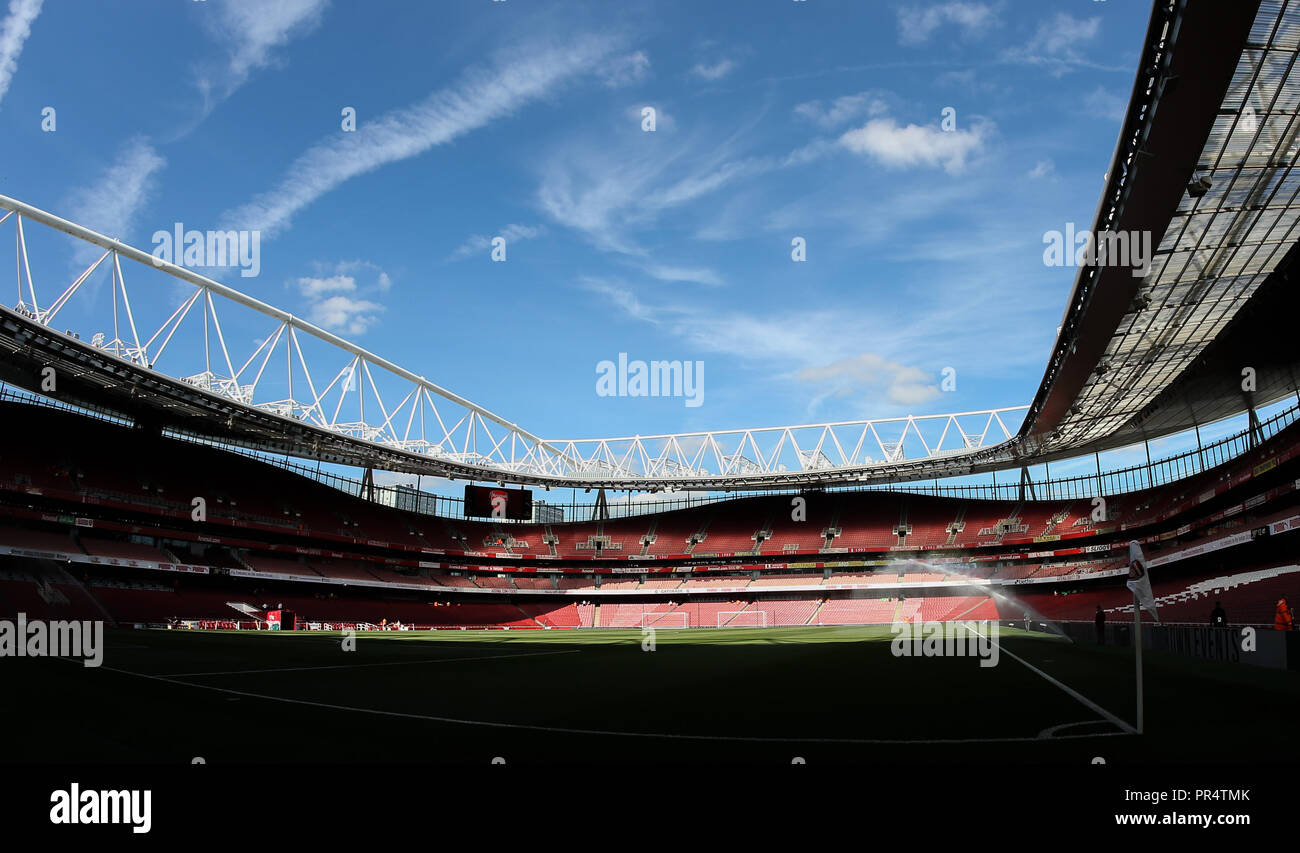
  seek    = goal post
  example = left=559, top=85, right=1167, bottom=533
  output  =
left=718, top=610, right=767, bottom=628
left=642, top=611, right=689, bottom=629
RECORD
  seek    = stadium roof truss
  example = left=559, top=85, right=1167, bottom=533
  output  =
left=1061, top=4, right=1300, bottom=447
left=1023, top=0, right=1300, bottom=456
left=4, top=0, right=1300, bottom=491
left=0, top=196, right=1025, bottom=489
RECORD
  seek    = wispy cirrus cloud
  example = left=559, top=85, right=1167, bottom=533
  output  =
left=897, top=2, right=999, bottom=46
left=223, top=33, right=627, bottom=239
left=197, top=0, right=329, bottom=105
left=1027, top=158, right=1055, bottom=180
left=0, top=0, right=42, bottom=107
left=449, top=224, right=546, bottom=260
left=580, top=277, right=942, bottom=415
left=643, top=264, right=724, bottom=287
left=1083, top=85, right=1126, bottom=121
left=797, top=353, right=941, bottom=408
left=1001, top=13, right=1103, bottom=76
left=794, top=91, right=888, bottom=129
left=601, top=50, right=650, bottom=87
left=64, top=136, right=166, bottom=266
left=691, top=58, right=737, bottom=81
left=538, top=121, right=825, bottom=255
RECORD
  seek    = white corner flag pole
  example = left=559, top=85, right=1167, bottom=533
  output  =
left=1133, top=590, right=1144, bottom=734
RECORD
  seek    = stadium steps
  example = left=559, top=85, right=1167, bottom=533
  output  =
left=40, top=560, right=118, bottom=626
left=819, top=508, right=843, bottom=552
left=807, top=599, right=826, bottom=625
left=750, top=511, right=776, bottom=555
left=226, top=601, right=265, bottom=622
left=895, top=499, right=910, bottom=547
left=1105, top=565, right=1300, bottom=615
left=638, top=520, right=657, bottom=557
left=1042, top=502, right=1073, bottom=537
left=517, top=604, right=545, bottom=628
left=946, top=508, right=966, bottom=546
left=541, top=525, right=559, bottom=558
left=593, top=603, right=601, bottom=627
left=685, top=518, right=709, bottom=555
left=950, top=597, right=995, bottom=621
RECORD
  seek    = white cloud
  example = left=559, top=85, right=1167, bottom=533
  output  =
left=296, top=274, right=355, bottom=299
left=1028, top=159, right=1055, bottom=179
left=897, top=2, right=998, bottom=46
left=578, top=277, right=660, bottom=324
left=601, top=50, right=650, bottom=87
left=65, top=137, right=166, bottom=265
left=198, top=0, right=328, bottom=102
left=306, top=294, right=385, bottom=335
left=1001, top=13, right=1102, bottom=76
left=1084, top=85, right=1126, bottom=121
left=794, top=91, right=888, bottom=129
left=691, top=58, right=736, bottom=81
left=538, top=132, right=821, bottom=255
left=0, top=0, right=40, bottom=106
left=295, top=260, right=390, bottom=335
left=333, top=258, right=392, bottom=290
left=838, top=117, right=989, bottom=174
left=644, top=265, right=723, bottom=287
left=797, top=354, right=941, bottom=408
left=450, top=223, right=545, bottom=260
left=624, top=103, right=674, bottom=131
left=223, top=33, right=625, bottom=238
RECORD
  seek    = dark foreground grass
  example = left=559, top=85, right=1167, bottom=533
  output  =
left=4, top=625, right=1296, bottom=765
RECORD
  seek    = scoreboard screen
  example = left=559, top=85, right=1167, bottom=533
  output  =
left=463, top=485, right=533, bottom=520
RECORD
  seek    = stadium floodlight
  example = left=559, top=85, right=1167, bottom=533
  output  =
left=1186, top=175, right=1212, bottom=199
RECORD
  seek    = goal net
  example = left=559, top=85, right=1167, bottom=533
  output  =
left=642, top=611, right=689, bottom=629
left=718, top=610, right=767, bottom=628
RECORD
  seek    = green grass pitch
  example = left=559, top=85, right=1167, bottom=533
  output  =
left=5, top=625, right=1296, bottom=765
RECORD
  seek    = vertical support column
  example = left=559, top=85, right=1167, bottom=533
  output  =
left=1018, top=466, right=1035, bottom=502
left=1133, top=590, right=1145, bottom=734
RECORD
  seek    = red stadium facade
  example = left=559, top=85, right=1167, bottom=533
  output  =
left=1, top=394, right=1296, bottom=632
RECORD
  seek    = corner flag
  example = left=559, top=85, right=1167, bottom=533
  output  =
left=1126, top=540, right=1159, bottom=620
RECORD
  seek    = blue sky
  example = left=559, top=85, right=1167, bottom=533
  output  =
left=1, top=0, right=1156, bottom=450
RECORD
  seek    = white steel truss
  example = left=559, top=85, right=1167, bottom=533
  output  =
left=0, top=194, right=1026, bottom=487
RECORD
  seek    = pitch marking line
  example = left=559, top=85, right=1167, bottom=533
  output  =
left=161, top=648, right=581, bottom=677
left=79, top=661, right=1134, bottom=746
left=963, top=623, right=1137, bottom=736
